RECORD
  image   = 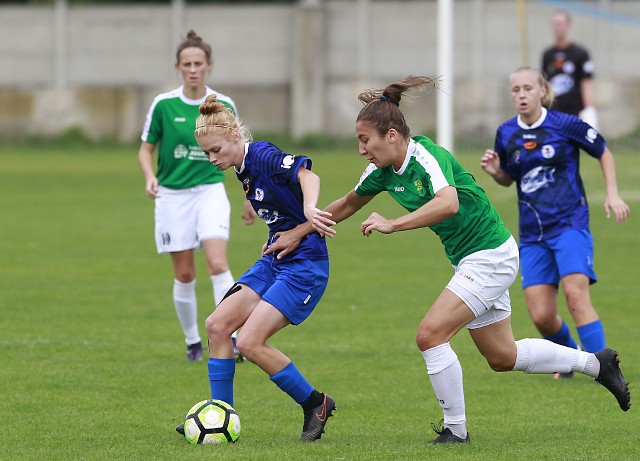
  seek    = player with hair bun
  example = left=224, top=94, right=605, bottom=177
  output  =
left=176, top=94, right=337, bottom=442
left=138, top=30, right=254, bottom=363
left=267, top=75, right=631, bottom=444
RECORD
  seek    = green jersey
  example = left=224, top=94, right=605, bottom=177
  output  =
left=141, top=85, right=238, bottom=189
left=355, top=136, right=511, bottom=265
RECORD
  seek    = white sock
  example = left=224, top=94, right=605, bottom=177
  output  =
left=512, top=338, right=599, bottom=377
left=173, top=279, right=200, bottom=346
left=211, top=271, right=240, bottom=342
left=211, top=270, right=234, bottom=306
left=422, top=343, right=467, bottom=439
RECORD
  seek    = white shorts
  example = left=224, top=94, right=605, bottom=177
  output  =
left=154, top=183, right=230, bottom=254
left=446, top=235, right=519, bottom=330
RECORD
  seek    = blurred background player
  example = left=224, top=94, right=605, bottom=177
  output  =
left=541, top=9, right=598, bottom=129
left=267, top=75, right=631, bottom=444
left=138, top=30, right=255, bottom=362
left=481, top=67, right=630, bottom=377
left=176, top=94, right=336, bottom=441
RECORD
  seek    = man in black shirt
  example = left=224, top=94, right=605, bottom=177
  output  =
left=541, top=9, right=598, bottom=128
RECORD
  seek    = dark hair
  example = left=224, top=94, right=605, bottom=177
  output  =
left=176, top=30, right=212, bottom=65
left=356, top=76, right=439, bottom=137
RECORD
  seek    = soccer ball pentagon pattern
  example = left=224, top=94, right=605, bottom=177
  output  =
left=183, top=399, right=241, bottom=444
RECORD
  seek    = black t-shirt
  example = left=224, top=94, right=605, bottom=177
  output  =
left=541, top=43, right=594, bottom=116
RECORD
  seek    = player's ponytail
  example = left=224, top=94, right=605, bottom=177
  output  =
left=357, top=75, right=440, bottom=138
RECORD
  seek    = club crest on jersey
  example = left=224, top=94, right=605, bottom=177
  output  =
left=414, top=180, right=423, bottom=191
left=255, top=188, right=264, bottom=201
left=511, top=149, right=521, bottom=163
left=281, top=155, right=295, bottom=169
left=174, top=144, right=188, bottom=159
left=541, top=145, right=555, bottom=159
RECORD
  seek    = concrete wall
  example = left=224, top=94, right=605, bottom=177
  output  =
left=1, top=0, right=640, bottom=142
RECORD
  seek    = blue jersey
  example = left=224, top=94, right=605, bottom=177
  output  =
left=493, top=108, right=605, bottom=243
left=236, top=141, right=328, bottom=263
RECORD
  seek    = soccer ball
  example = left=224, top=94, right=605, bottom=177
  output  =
left=183, top=399, right=241, bottom=444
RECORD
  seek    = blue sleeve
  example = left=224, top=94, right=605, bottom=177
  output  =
left=559, top=113, right=606, bottom=159
left=249, top=141, right=311, bottom=185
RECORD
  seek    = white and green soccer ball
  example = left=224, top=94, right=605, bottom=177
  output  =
left=183, top=399, right=241, bottom=445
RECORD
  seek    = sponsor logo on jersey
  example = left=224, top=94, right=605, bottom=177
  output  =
left=174, top=144, right=188, bottom=158
left=521, top=166, right=555, bottom=194
left=255, top=188, right=264, bottom=201
left=281, top=155, right=295, bottom=169
left=257, top=208, right=281, bottom=225
left=541, top=145, right=555, bottom=159
left=586, top=128, right=598, bottom=144
left=523, top=134, right=536, bottom=139
left=394, top=186, right=405, bottom=192
left=174, top=117, right=186, bottom=123
left=524, top=141, right=537, bottom=150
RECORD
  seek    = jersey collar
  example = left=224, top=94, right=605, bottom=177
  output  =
left=517, top=107, right=547, bottom=130
left=235, top=142, right=250, bottom=174
left=394, top=139, right=416, bottom=175
left=178, top=85, right=214, bottom=105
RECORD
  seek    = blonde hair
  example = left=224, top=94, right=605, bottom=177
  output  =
left=511, top=66, right=555, bottom=109
left=195, top=94, right=252, bottom=142
left=357, top=75, right=440, bottom=137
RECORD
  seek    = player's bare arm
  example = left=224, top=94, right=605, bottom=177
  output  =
left=297, top=167, right=336, bottom=236
left=265, top=190, right=373, bottom=259
left=361, top=186, right=458, bottom=236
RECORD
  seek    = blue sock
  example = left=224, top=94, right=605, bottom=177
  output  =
left=577, top=320, right=606, bottom=352
left=269, top=361, right=314, bottom=404
left=208, top=358, right=236, bottom=407
left=543, top=320, right=579, bottom=349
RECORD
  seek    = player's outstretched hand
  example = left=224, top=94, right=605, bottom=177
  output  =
left=264, top=224, right=308, bottom=260
left=361, top=212, right=394, bottom=236
left=304, top=207, right=337, bottom=238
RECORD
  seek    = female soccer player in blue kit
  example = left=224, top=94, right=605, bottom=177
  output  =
left=481, top=67, right=630, bottom=377
left=267, top=75, right=630, bottom=444
left=177, top=94, right=338, bottom=441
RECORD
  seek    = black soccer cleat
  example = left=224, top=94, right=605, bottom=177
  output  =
left=300, top=394, right=336, bottom=441
left=430, top=420, right=470, bottom=444
left=176, top=423, right=185, bottom=437
left=595, top=348, right=631, bottom=411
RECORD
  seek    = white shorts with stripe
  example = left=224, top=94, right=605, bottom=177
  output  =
left=446, top=235, right=519, bottom=330
left=154, top=183, right=230, bottom=254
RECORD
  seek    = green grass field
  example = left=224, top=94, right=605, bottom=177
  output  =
left=1, top=144, right=638, bottom=460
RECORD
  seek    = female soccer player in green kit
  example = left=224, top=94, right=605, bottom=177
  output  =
left=266, top=76, right=630, bottom=444
left=138, top=30, right=254, bottom=361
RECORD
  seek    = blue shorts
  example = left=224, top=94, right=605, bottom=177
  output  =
left=237, top=256, right=329, bottom=325
left=520, top=228, right=597, bottom=288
